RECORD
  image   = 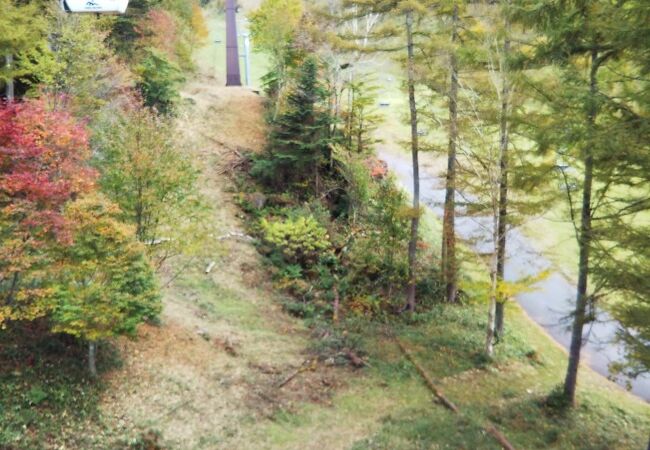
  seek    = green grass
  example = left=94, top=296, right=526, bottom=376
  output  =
left=241, top=201, right=650, bottom=450
left=247, top=300, right=649, bottom=449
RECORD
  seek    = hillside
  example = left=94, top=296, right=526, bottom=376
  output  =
left=1, top=2, right=649, bottom=450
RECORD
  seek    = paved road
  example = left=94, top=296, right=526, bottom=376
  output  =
left=379, top=148, right=650, bottom=401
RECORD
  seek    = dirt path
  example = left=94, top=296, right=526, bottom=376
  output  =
left=97, top=14, right=343, bottom=447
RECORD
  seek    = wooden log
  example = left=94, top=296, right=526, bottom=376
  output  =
left=484, top=424, right=517, bottom=450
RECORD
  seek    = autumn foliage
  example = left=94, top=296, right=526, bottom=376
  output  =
left=136, top=8, right=179, bottom=61
left=0, top=100, right=96, bottom=324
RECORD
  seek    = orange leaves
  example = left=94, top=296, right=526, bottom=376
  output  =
left=0, top=99, right=96, bottom=325
left=136, top=8, right=180, bottom=61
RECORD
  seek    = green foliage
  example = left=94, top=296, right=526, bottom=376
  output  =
left=253, top=57, right=335, bottom=193
left=21, top=10, right=131, bottom=118
left=92, top=104, right=207, bottom=267
left=0, top=0, right=47, bottom=86
left=343, top=81, right=383, bottom=154
left=343, top=181, right=412, bottom=303
left=51, top=195, right=160, bottom=343
left=260, top=215, right=331, bottom=267
left=136, top=48, right=185, bottom=114
left=249, top=0, right=303, bottom=66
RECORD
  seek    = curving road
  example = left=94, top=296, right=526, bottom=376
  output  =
left=379, top=148, right=650, bottom=401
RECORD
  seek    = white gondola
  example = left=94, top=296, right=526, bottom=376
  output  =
left=60, top=0, right=129, bottom=14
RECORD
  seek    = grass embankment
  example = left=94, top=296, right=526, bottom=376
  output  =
left=239, top=205, right=649, bottom=450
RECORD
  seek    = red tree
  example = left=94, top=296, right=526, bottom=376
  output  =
left=0, top=99, right=96, bottom=325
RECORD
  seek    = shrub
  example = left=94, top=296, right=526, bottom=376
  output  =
left=260, top=215, right=331, bottom=267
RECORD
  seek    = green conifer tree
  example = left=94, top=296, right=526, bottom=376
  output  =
left=254, top=56, right=334, bottom=195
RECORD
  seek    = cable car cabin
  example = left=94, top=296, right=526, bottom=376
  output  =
left=61, top=0, right=129, bottom=14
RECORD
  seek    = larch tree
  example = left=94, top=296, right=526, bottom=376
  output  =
left=510, top=0, right=637, bottom=405
left=586, top=0, right=650, bottom=403
left=457, top=1, right=554, bottom=354
left=341, top=0, right=435, bottom=311
left=440, top=1, right=461, bottom=305
left=415, top=0, right=475, bottom=304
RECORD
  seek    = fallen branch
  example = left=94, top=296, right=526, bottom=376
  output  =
left=395, top=338, right=459, bottom=413
left=484, top=424, right=517, bottom=450
left=395, top=338, right=516, bottom=450
left=277, top=359, right=312, bottom=388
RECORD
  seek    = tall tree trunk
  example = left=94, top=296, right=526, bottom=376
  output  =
left=88, top=341, right=98, bottom=378
left=486, top=213, right=499, bottom=357
left=495, top=12, right=511, bottom=340
left=563, top=50, right=599, bottom=406
left=333, top=283, right=340, bottom=323
left=5, top=54, right=14, bottom=101
left=405, top=10, right=420, bottom=312
left=442, top=4, right=459, bottom=304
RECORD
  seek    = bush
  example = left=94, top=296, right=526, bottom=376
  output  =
left=342, top=181, right=411, bottom=306
left=260, top=215, right=331, bottom=267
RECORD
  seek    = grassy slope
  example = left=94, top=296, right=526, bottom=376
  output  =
left=244, top=209, right=650, bottom=450
left=237, top=26, right=650, bottom=449
left=3, top=4, right=648, bottom=449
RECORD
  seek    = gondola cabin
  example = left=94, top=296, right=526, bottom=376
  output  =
left=60, top=0, right=129, bottom=14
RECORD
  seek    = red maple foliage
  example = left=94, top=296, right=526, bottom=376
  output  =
left=0, top=99, right=97, bottom=323
left=0, top=100, right=97, bottom=240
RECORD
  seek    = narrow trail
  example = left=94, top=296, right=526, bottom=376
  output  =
left=97, top=7, right=373, bottom=449
left=97, top=26, right=322, bottom=450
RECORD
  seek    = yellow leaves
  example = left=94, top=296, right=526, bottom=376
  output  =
left=464, top=270, right=551, bottom=303
left=497, top=270, right=551, bottom=299
left=0, top=287, right=57, bottom=326
left=248, top=0, right=303, bottom=56
left=397, top=205, right=423, bottom=220
left=190, top=2, right=209, bottom=45
left=261, top=215, right=331, bottom=265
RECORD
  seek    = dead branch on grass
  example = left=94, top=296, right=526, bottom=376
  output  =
left=395, top=338, right=516, bottom=450
left=277, top=359, right=314, bottom=388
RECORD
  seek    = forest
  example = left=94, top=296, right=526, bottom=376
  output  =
left=1, top=0, right=649, bottom=449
